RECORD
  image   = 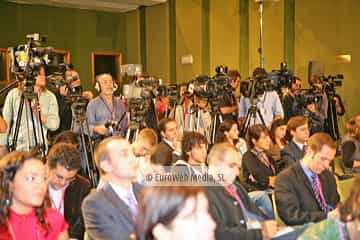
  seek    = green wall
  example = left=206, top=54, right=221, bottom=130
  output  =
left=2, top=0, right=360, bottom=124
left=0, top=1, right=127, bottom=91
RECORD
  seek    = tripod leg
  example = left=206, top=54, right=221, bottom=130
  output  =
left=11, top=94, right=25, bottom=151
left=84, top=117, right=98, bottom=187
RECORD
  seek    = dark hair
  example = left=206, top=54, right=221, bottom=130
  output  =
left=228, top=70, right=241, bottom=81
left=215, top=119, right=237, bottom=144
left=181, top=131, right=207, bottom=162
left=135, top=186, right=204, bottom=240
left=158, top=118, right=176, bottom=134
left=47, top=142, right=82, bottom=171
left=53, top=130, right=79, bottom=146
left=252, top=67, right=267, bottom=78
left=287, top=116, right=308, bottom=136
left=247, top=124, right=269, bottom=148
left=270, top=118, right=287, bottom=145
left=307, top=132, right=336, bottom=153
left=339, top=175, right=360, bottom=222
left=0, top=151, right=50, bottom=234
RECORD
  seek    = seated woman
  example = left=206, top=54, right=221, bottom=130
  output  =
left=299, top=175, right=360, bottom=239
left=215, top=119, right=247, bottom=156
left=0, top=151, right=69, bottom=239
left=242, top=124, right=277, bottom=191
left=134, top=186, right=215, bottom=240
left=268, top=118, right=288, bottom=171
left=341, top=114, right=360, bottom=174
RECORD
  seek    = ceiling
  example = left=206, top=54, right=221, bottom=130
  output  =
left=7, top=0, right=167, bottom=13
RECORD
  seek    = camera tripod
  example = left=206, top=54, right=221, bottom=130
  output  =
left=9, top=91, right=47, bottom=158
left=71, top=105, right=98, bottom=187
left=240, top=100, right=267, bottom=138
left=208, top=98, right=224, bottom=144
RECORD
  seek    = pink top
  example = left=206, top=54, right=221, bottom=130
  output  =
left=0, top=207, right=68, bottom=240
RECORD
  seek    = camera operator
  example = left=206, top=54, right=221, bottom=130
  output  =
left=86, top=73, right=128, bottom=142
left=0, top=66, right=60, bottom=151
left=293, top=75, right=328, bottom=134
left=220, top=70, right=240, bottom=122
left=238, top=67, right=284, bottom=128
left=282, top=76, right=302, bottom=121
left=56, top=67, right=82, bottom=134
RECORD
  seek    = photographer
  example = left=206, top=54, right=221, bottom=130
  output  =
left=86, top=73, right=128, bottom=142
left=282, top=76, right=302, bottom=121
left=220, top=70, right=240, bottom=122
left=238, top=67, right=284, bottom=128
left=0, top=67, right=60, bottom=151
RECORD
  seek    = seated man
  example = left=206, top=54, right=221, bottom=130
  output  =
left=172, top=131, right=208, bottom=176
left=152, top=118, right=181, bottom=167
left=82, top=136, right=142, bottom=240
left=206, top=142, right=281, bottom=239
left=47, top=142, right=91, bottom=239
left=281, top=116, right=310, bottom=167
left=275, top=133, right=340, bottom=226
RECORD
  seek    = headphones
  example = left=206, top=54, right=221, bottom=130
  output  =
left=94, top=73, right=118, bottom=93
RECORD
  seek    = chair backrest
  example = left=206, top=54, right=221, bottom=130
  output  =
left=271, top=193, right=286, bottom=226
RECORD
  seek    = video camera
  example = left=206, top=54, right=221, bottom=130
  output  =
left=294, top=88, right=323, bottom=107
left=190, top=65, right=232, bottom=100
left=321, top=74, right=343, bottom=93
left=268, top=61, right=294, bottom=90
left=46, top=63, right=79, bottom=90
left=8, top=33, right=54, bottom=98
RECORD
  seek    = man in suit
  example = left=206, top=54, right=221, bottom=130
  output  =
left=47, top=142, right=91, bottom=239
left=281, top=116, right=310, bottom=166
left=82, top=136, right=142, bottom=240
left=152, top=118, right=181, bottom=167
left=206, top=142, right=282, bottom=240
left=275, top=132, right=340, bottom=226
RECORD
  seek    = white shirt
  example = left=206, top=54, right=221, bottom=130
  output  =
left=48, top=185, right=67, bottom=215
left=293, top=139, right=305, bottom=151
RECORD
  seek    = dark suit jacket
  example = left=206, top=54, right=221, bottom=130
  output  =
left=242, top=150, right=277, bottom=191
left=205, top=182, right=267, bottom=240
left=64, top=175, right=91, bottom=239
left=152, top=140, right=180, bottom=167
left=82, top=182, right=143, bottom=240
left=281, top=140, right=305, bottom=167
left=274, top=162, right=340, bottom=226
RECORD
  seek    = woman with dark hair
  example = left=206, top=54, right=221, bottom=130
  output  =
left=215, top=119, right=247, bottom=155
left=299, top=175, right=360, bottom=239
left=134, top=186, right=215, bottom=240
left=0, top=151, right=69, bottom=239
left=341, top=114, right=360, bottom=174
left=268, top=118, right=288, bottom=170
left=242, top=124, right=277, bottom=191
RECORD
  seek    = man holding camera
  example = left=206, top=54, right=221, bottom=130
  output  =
left=282, top=76, right=302, bottom=121
left=0, top=67, right=60, bottom=151
left=238, top=67, right=284, bottom=128
left=86, top=73, right=128, bottom=142
left=220, top=70, right=241, bottom=122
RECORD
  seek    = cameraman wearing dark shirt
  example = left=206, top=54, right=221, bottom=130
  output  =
left=282, top=76, right=302, bottom=121
left=220, top=70, right=240, bottom=122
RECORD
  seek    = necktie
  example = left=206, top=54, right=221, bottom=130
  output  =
left=310, top=174, right=327, bottom=212
left=126, top=192, right=138, bottom=218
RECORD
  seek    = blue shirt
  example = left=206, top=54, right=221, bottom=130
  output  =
left=238, top=91, right=284, bottom=127
left=86, top=95, right=128, bottom=138
left=300, top=161, right=334, bottom=211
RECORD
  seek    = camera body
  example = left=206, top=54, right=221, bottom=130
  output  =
left=321, top=74, right=343, bottom=93
left=295, top=88, right=323, bottom=107
left=9, top=33, right=53, bottom=97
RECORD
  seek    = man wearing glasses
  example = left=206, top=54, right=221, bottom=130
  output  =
left=47, top=142, right=91, bottom=240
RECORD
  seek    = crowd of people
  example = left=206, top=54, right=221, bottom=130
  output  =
left=0, top=66, right=358, bottom=240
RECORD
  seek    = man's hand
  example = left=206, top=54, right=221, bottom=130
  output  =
left=306, top=103, right=316, bottom=113
left=261, top=220, right=280, bottom=240
left=59, top=86, right=68, bottom=96
left=268, top=176, right=276, bottom=188
left=94, top=125, right=108, bottom=135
